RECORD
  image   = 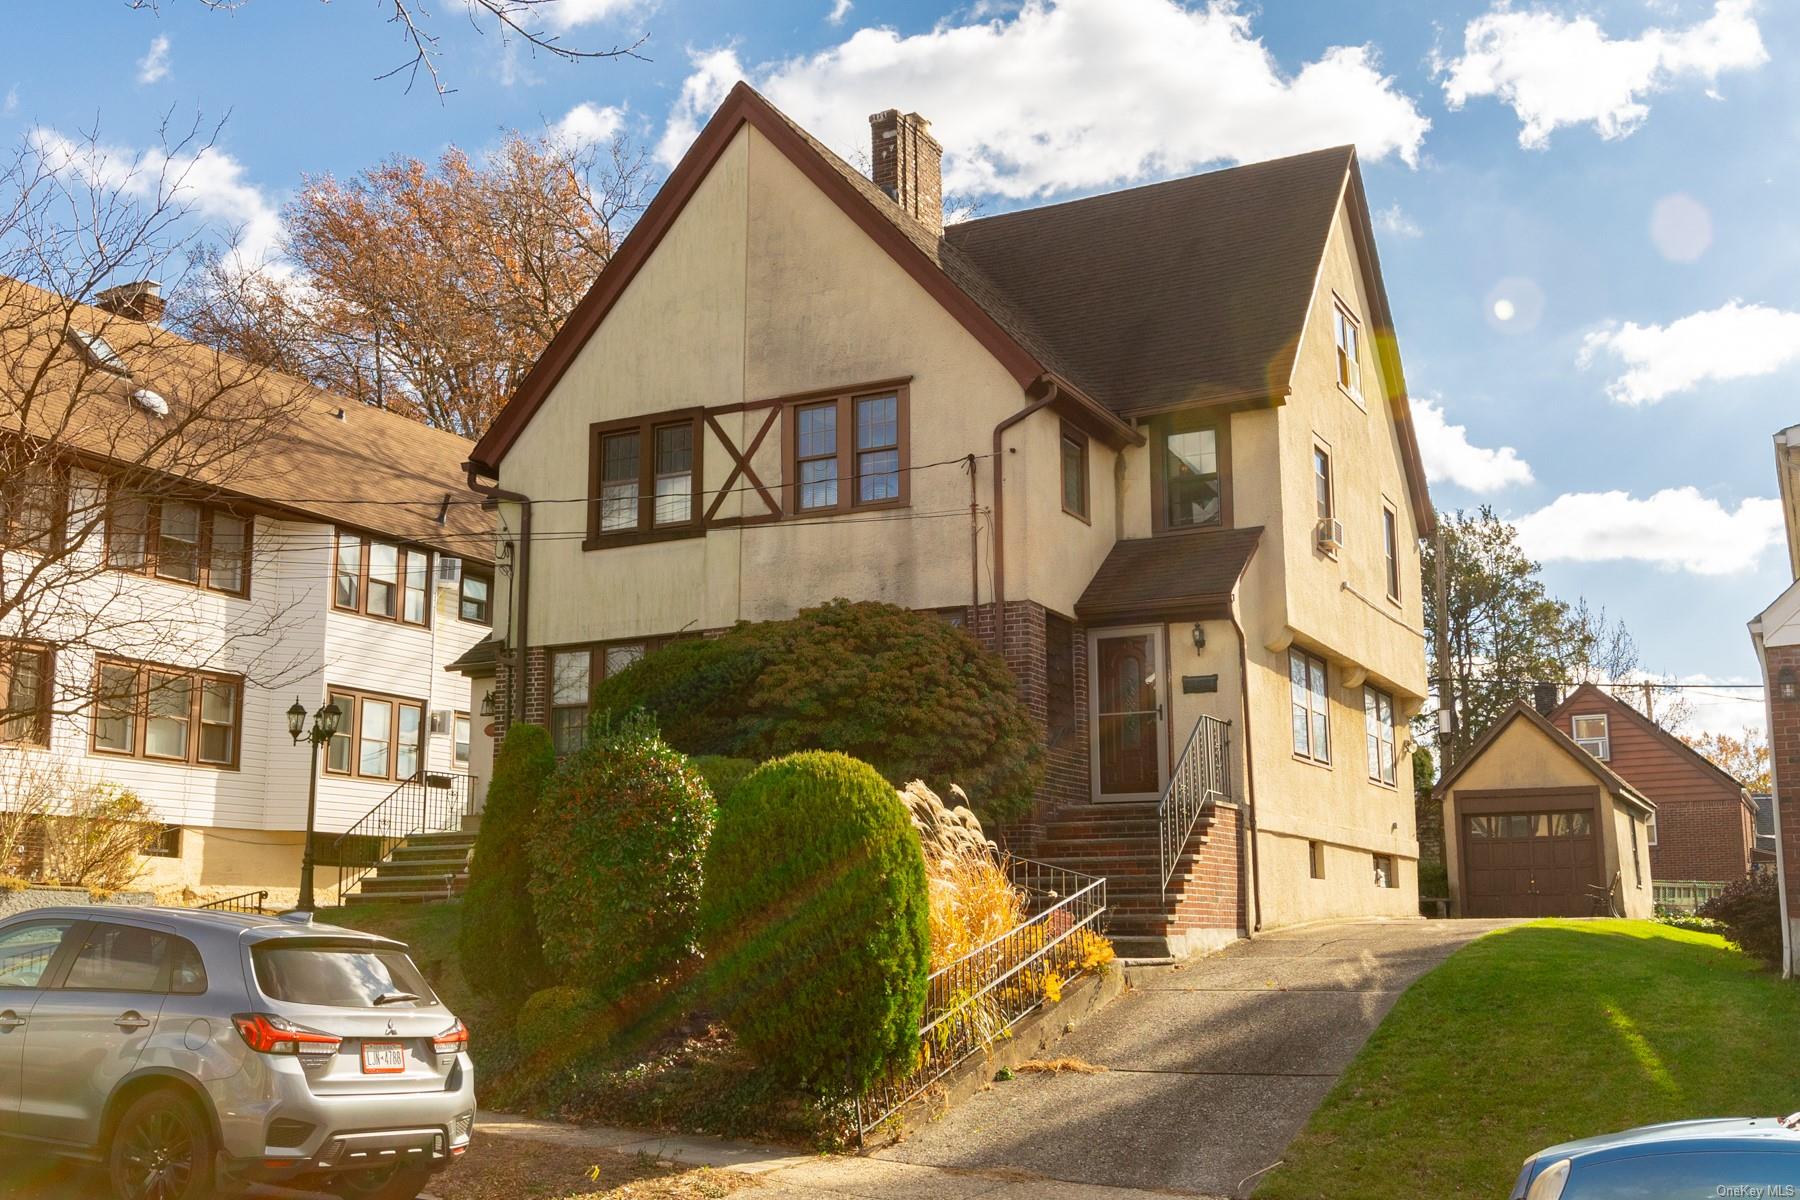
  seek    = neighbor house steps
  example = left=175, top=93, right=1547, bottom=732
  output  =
left=342, top=829, right=478, bottom=905
left=1026, top=800, right=1222, bottom=958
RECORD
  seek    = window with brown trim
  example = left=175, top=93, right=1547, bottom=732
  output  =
left=459, top=568, right=492, bottom=626
left=586, top=410, right=705, bottom=545
left=331, top=531, right=430, bottom=626
left=0, top=640, right=52, bottom=747
left=105, top=491, right=250, bottom=596
left=2, top=464, right=67, bottom=555
left=1382, top=504, right=1400, bottom=602
left=1151, top=412, right=1229, bottom=532
left=1364, top=686, right=1396, bottom=787
left=90, top=659, right=243, bottom=769
left=784, top=386, right=910, bottom=515
left=548, top=638, right=685, bottom=755
left=1290, top=648, right=1330, bottom=764
left=321, top=687, right=424, bottom=783
left=1059, top=424, right=1089, bottom=521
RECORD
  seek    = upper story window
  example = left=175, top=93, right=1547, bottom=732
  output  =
left=787, top=387, right=909, bottom=515
left=588, top=410, right=705, bottom=545
left=1152, top=414, right=1228, bottom=533
left=333, top=530, right=429, bottom=626
left=2, top=464, right=66, bottom=555
left=324, top=687, right=424, bottom=783
left=1313, top=445, right=1334, bottom=521
left=91, top=658, right=242, bottom=769
left=1290, top=648, right=1330, bottom=765
left=0, top=640, right=52, bottom=747
left=459, top=568, right=492, bottom=625
left=1334, top=300, right=1361, bottom=397
left=107, top=493, right=250, bottom=596
left=1572, top=714, right=1610, bottom=760
left=1059, top=424, right=1089, bottom=521
left=1364, top=686, right=1396, bottom=787
left=1382, top=504, right=1401, bottom=602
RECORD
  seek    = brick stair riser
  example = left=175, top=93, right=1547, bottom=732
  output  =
left=376, top=859, right=471, bottom=876
left=360, top=877, right=467, bottom=894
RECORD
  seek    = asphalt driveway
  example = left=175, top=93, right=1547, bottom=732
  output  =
left=875, top=918, right=1517, bottom=1198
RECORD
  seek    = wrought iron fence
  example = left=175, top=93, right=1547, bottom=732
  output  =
left=198, top=889, right=269, bottom=914
left=332, top=772, right=473, bottom=902
left=1159, top=714, right=1231, bottom=895
left=1654, top=879, right=1731, bottom=912
left=855, top=858, right=1106, bottom=1138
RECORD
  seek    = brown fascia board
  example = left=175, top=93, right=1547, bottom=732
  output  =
left=470, top=81, right=1050, bottom=475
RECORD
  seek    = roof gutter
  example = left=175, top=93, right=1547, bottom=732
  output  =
left=989, top=380, right=1061, bottom=656
left=464, top=463, right=532, bottom=731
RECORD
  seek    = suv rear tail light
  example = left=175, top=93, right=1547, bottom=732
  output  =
left=233, top=1012, right=342, bottom=1061
left=432, top=1019, right=468, bottom=1059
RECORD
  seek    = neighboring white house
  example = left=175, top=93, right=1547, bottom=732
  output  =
left=1, top=279, right=494, bottom=905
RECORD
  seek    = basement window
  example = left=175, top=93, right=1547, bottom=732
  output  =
left=1309, top=840, right=1325, bottom=880
left=1372, top=854, right=1396, bottom=888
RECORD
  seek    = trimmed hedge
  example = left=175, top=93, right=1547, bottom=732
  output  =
left=700, top=751, right=930, bottom=1093
left=529, top=718, right=714, bottom=1002
left=457, top=724, right=556, bottom=1012
left=590, top=600, right=1043, bottom=822
left=515, top=985, right=618, bottom=1057
left=1700, top=873, right=1782, bottom=967
left=692, top=756, right=757, bottom=804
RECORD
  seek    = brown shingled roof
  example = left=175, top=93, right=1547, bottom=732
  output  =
left=1, top=277, right=491, bottom=563
left=1075, top=526, right=1262, bottom=624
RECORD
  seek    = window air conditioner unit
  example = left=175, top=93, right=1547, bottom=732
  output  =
left=1315, top=518, right=1344, bottom=554
left=437, top=556, right=462, bottom=585
left=429, top=708, right=454, bottom=735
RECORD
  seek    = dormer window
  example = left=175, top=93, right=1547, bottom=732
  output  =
left=1572, top=714, right=1610, bottom=760
left=68, top=329, right=130, bottom=375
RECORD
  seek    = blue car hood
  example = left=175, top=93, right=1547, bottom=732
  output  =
left=1539, top=1117, right=1800, bottom=1160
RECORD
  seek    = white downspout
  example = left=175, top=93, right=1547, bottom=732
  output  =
left=1752, top=625, right=1793, bottom=979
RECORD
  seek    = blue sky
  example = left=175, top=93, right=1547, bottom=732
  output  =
left=4, top=0, right=1794, bottom=734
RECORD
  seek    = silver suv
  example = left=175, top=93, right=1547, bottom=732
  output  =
left=0, top=906, right=474, bottom=1200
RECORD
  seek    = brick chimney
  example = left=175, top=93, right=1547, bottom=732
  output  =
left=869, top=109, right=943, bottom=235
left=95, top=280, right=165, bottom=324
left=1533, top=681, right=1560, bottom=715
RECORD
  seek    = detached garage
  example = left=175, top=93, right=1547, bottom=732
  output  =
left=1436, top=701, right=1656, bottom=919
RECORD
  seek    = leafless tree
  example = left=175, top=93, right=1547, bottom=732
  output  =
left=0, top=117, right=310, bottom=736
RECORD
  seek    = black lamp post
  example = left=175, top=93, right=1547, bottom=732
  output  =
left=288, top=697, right=343, bottom=912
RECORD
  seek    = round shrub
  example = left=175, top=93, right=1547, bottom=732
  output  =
left=593, top=600, right=1043, bottom=822
left=691, top=756, right=757, bottom=804
left=700, top=751, right=930, bottom=1093
left=529, top=718, right=714, bottom=1002
left=458, top=723, right=556, bottom=1012
left=515, top=985, right=619, bottom=1057
left=1699, top=873, right=1782, bottom=966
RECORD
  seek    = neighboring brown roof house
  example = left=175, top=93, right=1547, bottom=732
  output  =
left=1, top=277, right=491, bottom=562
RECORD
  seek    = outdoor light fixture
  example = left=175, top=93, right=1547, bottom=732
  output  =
left=1437, top=707, right=1455, bottom=736
left=479, top=689, right=497, bottom=718
left=1191, top=623, right=1206, bottom=652
left=289, top=698, right=345, bottom=912
left=1782, top=669, right=1797, bottom=702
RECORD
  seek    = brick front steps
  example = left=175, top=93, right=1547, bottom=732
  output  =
left=342, top=830, right=477, bottom=905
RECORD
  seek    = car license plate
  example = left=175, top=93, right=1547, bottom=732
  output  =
left=361, top=1042, right=406, bottom=1074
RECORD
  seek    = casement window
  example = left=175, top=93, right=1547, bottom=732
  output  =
left=1313, top=445, right=1334, bottom=521
left=2, top=464, right=65, bottom=554
left=459, top=568, right=492, bottom=625
left=1059, top=424, right=1089, bottom=521
left=1382, top=504, right=1401, bottom=603
left=785, top=386, right=910, bottom=515
left=587, top=411, right=705, bottom=544
left=1372, top=854, right=1396, bottom=888
left=1046, top=614, right=1077, bottom=745
left=1290, top=648, right=1330, bottom=764
left=322, top=688, right=424, bottom=783
left=1334, top=300, right=1361, bottom=397
left=1572, top=714, right=1610, bottom=760
left=548, top=639, right=666, bottom=755
left=332, top=531, right=430, bottom=626
left=90, top=659, right=242, bottom=769
left=1364, top=686, right=1397, bottom=787
left=0, top=641, right=52, bottom=746
left=453, top=712, right=471, bottom=768
left=105, top=492, right=250, bottom=596
left=1153, top=414, right=1228, bottom=532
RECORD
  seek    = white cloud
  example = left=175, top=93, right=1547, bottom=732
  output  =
left=541, top=0, right=647, bottom=28
left=1413, top=397, right=1534, bottom=493
left=3, top=86, right=17, bottom=116
left=657, top=0, right=1430, bottom=199
left=29, top=128, right=284, bottom=267
left=137, top=34, right=172, bottom=85
left=551, top=101, right=624, bottom=148
left=1438, top=0, right=1767, bottom=148
left=1512, top=487, right=1782, bottom=575
left=827, top=0, right=853, bottom=25
left=1374, top=202, right=1420, bottom=238
left=1578, top=300, right=1800, bottom=405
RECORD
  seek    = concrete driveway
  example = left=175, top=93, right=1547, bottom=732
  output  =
left=875, top=918, right=1515, bottom=1198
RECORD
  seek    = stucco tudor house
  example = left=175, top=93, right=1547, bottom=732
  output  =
left=1435, top=700, right=1656, bottom=920
left=462, top=83, right=1436, bottom=955
left=1, top=278, right=492, bottom=906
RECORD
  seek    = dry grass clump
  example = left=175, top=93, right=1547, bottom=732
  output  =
left=1015, top=1057, right=1107, bottom=1075
left=927, top=845, right=1027, bottom=969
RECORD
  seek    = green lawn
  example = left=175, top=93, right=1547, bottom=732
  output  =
left=1257, top=920, right=1800, bottom=1200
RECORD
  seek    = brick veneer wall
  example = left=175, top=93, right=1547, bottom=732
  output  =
left=1169, top=802, right=1244, bottom=934
left=1650, top=796, right=1756, bottom=885
left=1766, top=644, right=1800, bottom=920
left=490, top=647, right=548, bottom=755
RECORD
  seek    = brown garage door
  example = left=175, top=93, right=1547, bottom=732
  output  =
left=1463, top=810, right=1599, bottom=917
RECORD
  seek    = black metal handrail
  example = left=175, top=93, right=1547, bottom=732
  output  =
left=198, top=889, right=268, bottom=914
left=1159, top=715, right=1231, bottom=896
left=331, top=772, right=473, bottom=903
